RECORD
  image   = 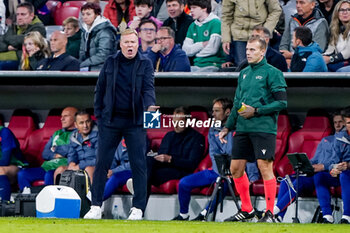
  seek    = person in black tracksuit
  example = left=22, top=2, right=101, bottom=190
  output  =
left=84, top=29, right=157, bottom=220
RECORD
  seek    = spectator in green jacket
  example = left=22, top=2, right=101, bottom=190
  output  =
left=63, top=17, right=82, bottom=59
left=0, top=2, right=46, bottom=70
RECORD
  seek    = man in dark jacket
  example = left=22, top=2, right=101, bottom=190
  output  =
left=0, top=2, right=46, bottom=70
left=84, top=29, right=158, bottom=220
left=36, top=31, right=80, bottom=71
left=162, top=0, right=193, bottom=46
left=146, top=26, right=190, bottom=71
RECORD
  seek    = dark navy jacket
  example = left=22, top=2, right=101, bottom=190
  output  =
left=146, top=44, right=191, bottom=72
left=36, top=53, right=80, bottom=71
left=158, top=127, right=205, bottom=173
left=67, top=125, right=98, bottom=170
left=94, top=51, right=156, bottom=125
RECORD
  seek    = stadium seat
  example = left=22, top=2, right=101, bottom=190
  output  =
left=275, top=112, right=332, bottom=178
left=22, top=109, right=62, bottom=167
left=8, top=109, right=38, bottom=151
left=273, top=112, right=292, bottom=172
left=46, top=0, right=61, bottom=13
left=147, top=114, right=173, bottom=151
left=62, top=1, right=86, bottom=8
left=53, top=4, right=81, bottom=25
left=45, top=25, right=62, bottom=40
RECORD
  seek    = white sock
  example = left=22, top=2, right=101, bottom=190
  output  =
left=273, top=206, right=280, bottom=215
left=200, top=209, right=207, bottom=216
left=342, top=215, right=350, bottom=221
left=180, top=213, right=189, bottom=219
left=323, top=215, right=334, bottom=223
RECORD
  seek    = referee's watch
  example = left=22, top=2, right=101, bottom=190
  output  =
left=254, top=108, right=259, bottom=116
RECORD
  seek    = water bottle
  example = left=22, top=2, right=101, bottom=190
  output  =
left=112, top=205, right=119, bottom=219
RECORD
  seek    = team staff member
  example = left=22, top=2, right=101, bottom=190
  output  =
left=219, top=35, right=287, bottom=222
left=84, top=28, right=158, bottom=220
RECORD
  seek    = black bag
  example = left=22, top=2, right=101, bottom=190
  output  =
left=0, top=201, right=15, bottom=216
left=14, top=194, right=37, bottom=217
left=59, top=170, right=91, bottom=217
left=290, top=49, right=312, bottom=72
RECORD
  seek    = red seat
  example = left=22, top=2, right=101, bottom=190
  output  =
left=8, top=109, right=37, bottom=151
left=147, top=114, right=173, bottom=151
left=275, top=115, right=332, bottom=178
left=54, top=5, right=81, bottom=25
left=62, top=1, right=86, bottom=8
left=46, top=0, right=61, bottom=15
left=273, top=113, right=292, bottom=173
left=23, top=113, right=61, bottom=168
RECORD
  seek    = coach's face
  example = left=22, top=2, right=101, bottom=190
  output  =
left=246, top=41, right=265, bottom=64
left=120, top=33, right=139, bottom=59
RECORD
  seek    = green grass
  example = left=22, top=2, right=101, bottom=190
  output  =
left=0, top=218, right=349, bottom=233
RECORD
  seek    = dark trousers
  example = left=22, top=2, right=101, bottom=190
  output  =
left=91, top=118, right=147, bottom=211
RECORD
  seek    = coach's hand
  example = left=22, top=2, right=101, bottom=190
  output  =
left=148, top=105, right=160, bottom=111
left=238, top=103, right=255, bottom=119
left=219, top=127, right=229, bottom=144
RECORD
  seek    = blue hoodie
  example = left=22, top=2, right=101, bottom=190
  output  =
left=329, top=129, right=350, bottom=170
left=67, top=125, right=98, bottom=169
left=310, top=135, right=336, bottom=171
left=295, top=42, right=328, bottom=72
left=110, top=138, right=131, bottom=174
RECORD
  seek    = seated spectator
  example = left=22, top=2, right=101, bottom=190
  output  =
left=172, top=98, right=260, bottom=221
left=54, top=110, right=97, bottom=183
left=317, top=0, right=339, bottom=25
left=162, top=0, right=193, bottom=46
left=0, top=2, right=46, bottom=70
left=80, top=2, right=117, bottom=71
left=152, top=0, right=169, bottom=22
left=103, top=0, right=136, bottom=32
left=0, top=127, right=27, bottom=201
left=36, top=31, right=80, bottom=71
left=20, top=31, right=50, bottom=70
left=127, top=107, right=205, bottom=199
left=323, top=0, right=350, bottom=72
left=146, top=26, right=190, bottom=71
left=279, top=0, right=329, bottom=66
left=316, top=107, right=350, bottom=224
left=233, top=26, right=288, bottom=72
left=182, top=0, right=225, bottom=72
left=128, top=0, right=162, bottom=30
left=274, top=112, right=345, bottom=222
left=290, top=26, right=328, bottom=72
left=17, top=107, right=77, bottom=193
left=138, top=19, right=157, bottom=54
left=63, top=17, right=82, bottom=59
left=103, top=138, right=132, bottom=201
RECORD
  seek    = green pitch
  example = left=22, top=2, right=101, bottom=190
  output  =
left=0, top=218, right=349, bottom=233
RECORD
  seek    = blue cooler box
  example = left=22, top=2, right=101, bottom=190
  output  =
left=36, top=185, right=81, bottom=218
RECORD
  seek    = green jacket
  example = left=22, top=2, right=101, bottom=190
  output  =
left=66, top=29, right=82, bottom=59
left=221, top=0, right=282, bottom=43
left=0, top=16, right=46, bottom=60
left=225, top=58, right=287, bottom=135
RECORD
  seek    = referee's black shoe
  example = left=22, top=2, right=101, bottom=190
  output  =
left=224, top=210, right=256, bottom=222
left=258, top=210, right=276, bottom=223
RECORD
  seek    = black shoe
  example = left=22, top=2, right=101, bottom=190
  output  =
left=224, top=210, right=256, bottom=222
left=322, top=218, right=333, bottom=224
left=172, top=214, right=189, bottom=221
left=340, top=218, right=350, bottom=224
left=191, top=213, right=205, bottom=221
left=258, top=210, right=276, bottom=223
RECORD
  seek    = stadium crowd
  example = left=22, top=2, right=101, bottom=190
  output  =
left=0, top=0, right=350, bottom=72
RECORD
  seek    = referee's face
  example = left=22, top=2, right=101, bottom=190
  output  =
left=246, top=41, right=265, bottom=64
